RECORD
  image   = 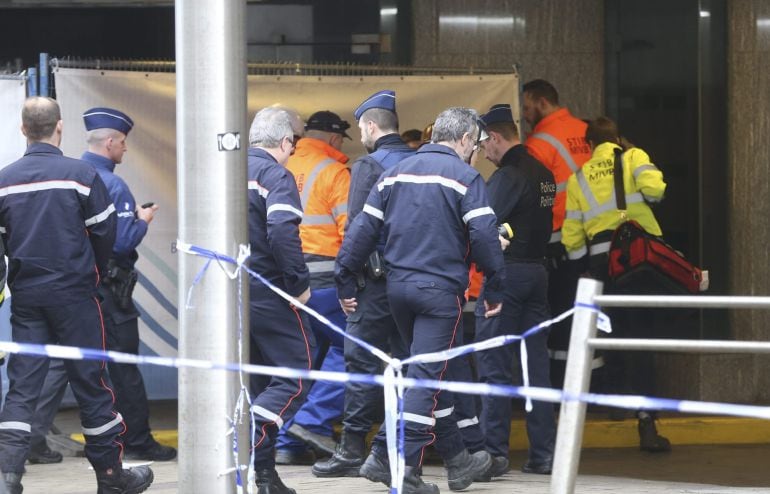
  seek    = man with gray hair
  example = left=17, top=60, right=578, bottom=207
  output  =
left=336, top=107, right=506, bottom=493
left=246, top=106, right=315, bottom=494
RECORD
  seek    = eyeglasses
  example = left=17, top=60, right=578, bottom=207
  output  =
left=472, top=128, right=490, bottom=152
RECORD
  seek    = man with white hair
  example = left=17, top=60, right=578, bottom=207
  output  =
left=336, top=107, right=505, bottom=493
left=246, top=106, right=315, bottom=494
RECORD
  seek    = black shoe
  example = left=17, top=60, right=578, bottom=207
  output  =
left=256, top=468, right=296, bottom=494
left=287, top=424, right=337, bottom=456
left=638, top=416, right=672, bottom=452
left=28, top=444, right=63, bottom=464
left=444, top=449, right=492, bottom=491
left=359, top=451, right=391, bottom=486
left=403, top=466, right=439, bottom=494
left=124, top=442, right=177, bottom=461
left=3, top=472, right=23, bottom=494
left=521, top=457, right=552, bottom=475
left=311, top=432, right=366, bottom=477
left=474, top=455, right=509, bottom=481
left=275, top=448, right=316, bottom=466
left=96, top=465, right=154, bottom=494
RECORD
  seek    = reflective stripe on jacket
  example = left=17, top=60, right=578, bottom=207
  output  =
left=562, top=142, right=666, bottom=260
left=286, top=138, right=350, bottom=284
left=524, top=108, right=591, bottom=233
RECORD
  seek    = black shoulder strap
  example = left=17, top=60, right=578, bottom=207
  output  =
left=613, top=147, right=626, bottom=211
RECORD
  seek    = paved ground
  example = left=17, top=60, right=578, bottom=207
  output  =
left=18, top=443, right=770, bottom=493
left=19, top=402, right=770, bottom=493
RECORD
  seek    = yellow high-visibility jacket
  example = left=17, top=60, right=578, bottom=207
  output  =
left=562, top=142, right=666, bottom=260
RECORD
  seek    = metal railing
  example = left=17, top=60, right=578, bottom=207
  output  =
left=50, top=56, right=517, bottom=77
left=551, top=278, right=770, bottom=494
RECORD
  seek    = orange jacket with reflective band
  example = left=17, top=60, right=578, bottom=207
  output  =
left=466, top=263, right=483, bottom=300
left=286, top=138, right=350, bottom=264
left=524, top=108, right=591, bottom=233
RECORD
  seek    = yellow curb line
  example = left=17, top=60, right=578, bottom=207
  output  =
left=71, top=417, right=770, bottom=451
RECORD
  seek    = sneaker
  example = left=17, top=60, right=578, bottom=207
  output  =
left=474, top=455, right=509, bottom=481
left=96, top=464, right=154, bottom=494
left=124, top=442, right=177, bottom=461
left=28, top=444, right=63, bottom=464
left=287, top=424, right=337, bottom=456
left=521, top=457, right=552, bottom=475
left=275, top=448, right=316, bottom=466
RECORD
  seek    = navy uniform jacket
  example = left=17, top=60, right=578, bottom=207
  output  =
left=346, top=133, right=416, bottom=228
left=0, top=143, right=116, bottom=306
left=81, top=152, right=147, bottom=270
left=487, top=144, right=556, bottom=261
left=248, top=147, right=310, bottom=297
left=336, top=143, right=505, bottom=302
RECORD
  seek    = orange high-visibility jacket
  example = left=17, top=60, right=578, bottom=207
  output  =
left=524, top=108, right=591, bottom=236
left=286, top=138, right=350, bottom=284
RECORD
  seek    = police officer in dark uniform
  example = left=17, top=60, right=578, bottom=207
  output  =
left=78, top=107, right=176, bottom=462
left=247, top=106, right=316, bottom=494
left=475, top=104, right=557, bottom=477
left=336, top=107, right=505, bottom=494
left=0, top=97, right=153, bottom=494
left=312, top=89, right=414, bottom=478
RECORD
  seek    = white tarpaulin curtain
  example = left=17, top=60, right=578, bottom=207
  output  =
left=0, top=76, right=28, bottom=170
left=53, top=67, right=519, bottom=396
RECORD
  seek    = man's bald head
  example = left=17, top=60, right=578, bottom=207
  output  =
left=22, top=97, right=62, bottom=143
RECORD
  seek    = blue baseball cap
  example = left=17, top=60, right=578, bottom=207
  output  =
left=354, top=90, right=396, bottom=120
left=480, top=104, right=514, bottom=126
left=82, top=107, right=134, bottom=135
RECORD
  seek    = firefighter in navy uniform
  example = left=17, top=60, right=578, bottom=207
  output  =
left=475, top=104, right=557, bottom=478
left=0, top=97, right=153, bottom=494
left=336, top=107, right=505, bottom=494
left=312, top=89, right=414, bottom=478
left=80, top=106, right=176, bottom=462
left=246, top=106, right=316, bottom=494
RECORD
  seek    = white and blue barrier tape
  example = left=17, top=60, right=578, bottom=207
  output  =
left=0, top=241, right=765, bottom=494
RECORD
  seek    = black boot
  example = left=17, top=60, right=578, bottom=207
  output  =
left=359, top=450, right=391, bottom=486
left=444, top=449, right=492, bottom=491
left=638, top=416, right=671, bottom=453
left=403, top=466, right=439, bottom=494
left=311, top=431, right=366, bottom=477
left=96, top=464, right=153, bottom=494
left=256, top=468, right=296, bottom=494
left=3, top=472, right=23, bottom=494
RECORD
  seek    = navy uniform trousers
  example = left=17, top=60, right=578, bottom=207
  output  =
left=0, top=297, right=123, bottom=473
left=370, top=280, right=467, bottom=467
left=342, top=276, right=407, bottom=436
left=99, top=286, right=154, bottom=450
left=475, top=262, right=556, bottom=464
left=249, top=284, right=316, bottom=469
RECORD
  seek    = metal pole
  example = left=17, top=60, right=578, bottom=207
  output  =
left=38, top=53, right=48, bottom=96
left=176, top=1, right=248, bottom=493
left=551, top=277, right=603, bottom=494
left=588, top=338, right=770, bottom=354
left=594, top=294, right=770, bottom=309
left=27, top=67, right=37, bottom=96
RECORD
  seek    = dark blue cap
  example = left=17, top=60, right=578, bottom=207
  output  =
left=82, top=107, right=134, bottom=135
left=480, top=104, right=513, bottom=126
left=305, top=111, right=351, bottom=139
left=354, top=90, right=396, bottom=120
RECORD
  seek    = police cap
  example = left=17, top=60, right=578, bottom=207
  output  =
left=82, top=107, right=134, bottom=135
left=480, top=104, right=514, bottom=126
left=354, top=90, right=396, bottom=121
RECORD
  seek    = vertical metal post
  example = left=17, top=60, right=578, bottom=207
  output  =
left=550, top=277, right=603, bottom=494
left=176, top=1, right=248, bottom=493
left=27, top=67, right=37, bottom=97
left=38, top=53, right=48, bottom=96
